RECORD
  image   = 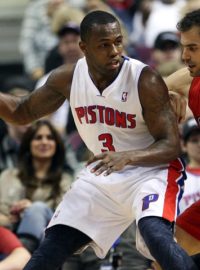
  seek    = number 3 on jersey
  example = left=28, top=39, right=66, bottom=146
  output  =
left=98, top=133, right=116, bottom=152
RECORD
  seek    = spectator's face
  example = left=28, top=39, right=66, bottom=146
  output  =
left=181, top=26, right=200, bottom=77
left=31, top=125, right=56, bottom=160
left=152, top=47, right=181, bottom=66
left=58, top=33, right=83, bottom=64
left=184, top=133, right=200, bottom=163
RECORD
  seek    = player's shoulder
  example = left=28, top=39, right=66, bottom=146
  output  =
left=48, top=64, right=76, bottom=85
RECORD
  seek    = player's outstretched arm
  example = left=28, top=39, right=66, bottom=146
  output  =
left=0, top=65, right=73, bottom=125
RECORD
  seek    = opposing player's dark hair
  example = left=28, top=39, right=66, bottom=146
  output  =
left=177, top=8, right=200, bottom=32
left=80, top=10, right=118, bottom=42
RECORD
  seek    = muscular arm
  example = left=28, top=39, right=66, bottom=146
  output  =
left=164, top=67, right=192, bottom=98
left=0, top=65, right=74, bottom=125
left=127, top=66, right=180, bottom=166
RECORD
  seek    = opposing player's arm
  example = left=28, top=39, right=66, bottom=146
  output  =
left=0, top=64, right=74, bottom=125
left=128, top=66, right=180, bottom=166
left=164, top=67, right=192, bottom=98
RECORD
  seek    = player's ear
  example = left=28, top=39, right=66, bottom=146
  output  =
left=79, top=41, right=87, bottom=54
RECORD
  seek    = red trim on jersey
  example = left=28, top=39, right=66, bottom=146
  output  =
left=176, top=200, right=200, bottom=241
left=0, top=227, right=22, bottom=254
left=189, top=77, right=200, bottom=125
left=162, top=159, right=184, bottom=222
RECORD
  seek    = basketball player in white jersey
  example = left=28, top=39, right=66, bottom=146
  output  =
left=0, top=10, right=198, bottom=270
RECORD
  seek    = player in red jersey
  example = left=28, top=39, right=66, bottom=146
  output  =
left=166, top=9, right=200, bottom=126
left=152, top=8, right=200, bottom=270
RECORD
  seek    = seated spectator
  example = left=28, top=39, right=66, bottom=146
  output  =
left=0, top=226, right=30, bottom=270
left=45, top=21, right=83, bottom=76
left=130, top=0, right=155, bottom=48
left=19, top=0, right=65, bottom=81
left=179, top=118, right=200, bottom=213
left=149, top=31, right=182, bottom=70
left=105, top=0, right=136, bottom=34
left=37, top=9, right=84, bottom=136
left=144, top=0, right=185, bottom=48
left=0, top=120, right=73, bottom=253
left=0, top=88, right=31, bottom=173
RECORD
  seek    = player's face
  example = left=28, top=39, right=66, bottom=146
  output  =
left=31, top=125, right=56, bottom=160
left=80, top=22, right=124, bottom=77
left=181, top=26, right=200, bottom=77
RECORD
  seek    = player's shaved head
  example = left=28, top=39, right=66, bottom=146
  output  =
left=80, top=10, right=119, bottom=42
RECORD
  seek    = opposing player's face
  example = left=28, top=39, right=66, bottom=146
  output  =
left=181, top=26, right=200, bottom=77
left=80, top=22, right=123, bottom=76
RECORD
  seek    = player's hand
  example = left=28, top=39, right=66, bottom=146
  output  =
left=169, top=91, right=187, bottom=123
left=86, top=151, right=130, bottom=176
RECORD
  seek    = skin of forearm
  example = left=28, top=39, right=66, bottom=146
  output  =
left=0, top=247, right=31, bottom=270
left=126, top=139, right=181, bottom=167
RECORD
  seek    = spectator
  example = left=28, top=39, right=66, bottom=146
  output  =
left=179, top=118, right=200, bottom=213
left=105, top=0, right=136, bottom=34
left=19, top=0, right=65, bottom=81
left=34, top=3, right=85, bottom=135
left=0, top=88, right=31, bottom=173
left=0, top=120, right=73, bottom=253
left=130, top=0, right=155, bottom=48
left=132, top=0, right=185, bottom=48
left=0, top=226, right=30, bottom=270
left=46, top=21, right=83, bottom=74
left=149, top=31, right=183, bottom=72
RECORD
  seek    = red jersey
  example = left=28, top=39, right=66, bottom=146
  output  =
left=189, top=77, right=200, bottom=125
left=0, top=227, right=22, bottom=254
left=176, top=200, right=200, bottom=241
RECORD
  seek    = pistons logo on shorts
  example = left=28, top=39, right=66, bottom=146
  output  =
left=142, top=194, right=159, bottom=210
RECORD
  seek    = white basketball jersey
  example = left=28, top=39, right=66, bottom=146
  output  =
left=70, top=56, right=154, bottom=155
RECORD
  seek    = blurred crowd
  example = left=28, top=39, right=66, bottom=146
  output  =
left=0, top=0, right=200, bottom=269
